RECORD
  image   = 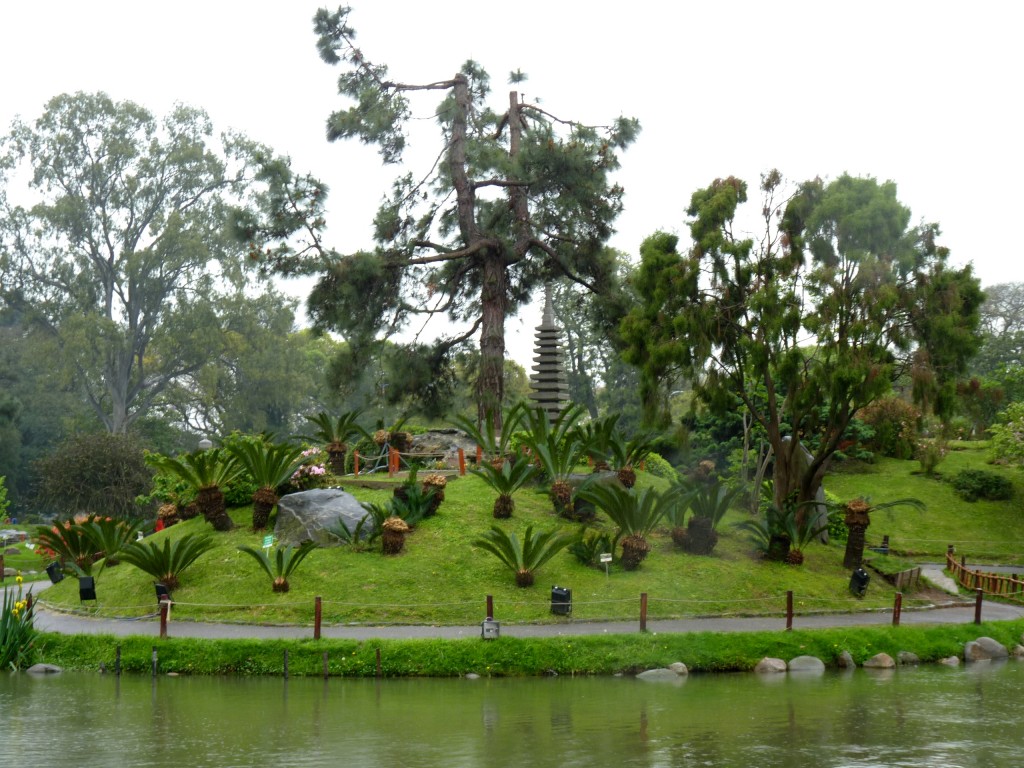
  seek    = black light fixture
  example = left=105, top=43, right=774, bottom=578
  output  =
left=551, top=585, right=572, bottom=615
left=78, top=576, right=97, bottom=602
left=155, top=583, right=171, bottom=602
left=45, top=561, right=65, bottom=584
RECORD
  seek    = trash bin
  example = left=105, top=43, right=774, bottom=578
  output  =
left=849, top=568, right=870, bottom=597
left=480, top=617, right=500, bottom=640
left=551, top=585, right=572, bottom=615
left=45, top=561, right=64, bottom=584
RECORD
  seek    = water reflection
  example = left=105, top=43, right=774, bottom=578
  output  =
left=2, top=662, right=1022, bottom=767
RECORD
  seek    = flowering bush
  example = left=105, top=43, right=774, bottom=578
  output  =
left=915, top=439, right=948, bottom=477
left=287, top=448, right=330, bottom=491
left=858, top=397, right=920, bottom=459
left=0, top=575, right=36, bottom=670
left=988, top=402, right=1024, bottom=466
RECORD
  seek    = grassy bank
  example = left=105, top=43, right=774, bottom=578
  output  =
left=34, top=620, right=1024, bottom=677
left=23, top=441, right=1024, bottom=629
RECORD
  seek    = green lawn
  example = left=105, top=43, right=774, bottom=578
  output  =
left=825, top=442, right=1024, bottom=563
left=31, top=446, right=1024, bottom=626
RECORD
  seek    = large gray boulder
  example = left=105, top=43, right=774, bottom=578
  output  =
left=409, top=429, right=479, bottom=468
left=754, top=657, right=787, bottom=674
left=275, top=488, right=373, bottom=547
left=788, top=655, right=826, bottom=674
left=964, top=636, right=1009, bottom=662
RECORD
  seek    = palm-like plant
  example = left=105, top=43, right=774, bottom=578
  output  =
left=119, top=533, right=217, bottom=591
left=81, top=517, right=147, bottom=570
left=610, top=430, right=660, bottom=489
left=734, top=504, right=794, bottom=561
left=227, top=440, right=306, bottom=531
left=305, top=410, right=367, bottom=475
left=471, top=455, right=538, bottom=518
left=577, top=414, right=620, bottom=472
left=35, top=519, right=100, bottom=575
left=521, top=403, right=588, bottom=517
left=145, top=450, right=242, bottom=531
left=576, top=482, right=674, bottom=570
left=472, top=524, right=579, bottom=587
left=237, top=541, right=318, bottom=593
left=450, top=403, right=527, bottom=464
left=672, top=478, right=742, bottom=555
left=842, top=497, right=924, bottom=569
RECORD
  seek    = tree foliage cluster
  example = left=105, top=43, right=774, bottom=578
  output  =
left=619, top=171, right=983, bottom=510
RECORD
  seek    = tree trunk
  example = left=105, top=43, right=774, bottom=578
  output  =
left=844, top=523, right=868, bottom=569
left=476, top=250, right=507, bottom=428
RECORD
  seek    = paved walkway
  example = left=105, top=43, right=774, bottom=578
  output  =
left=20, top=588, right=1024, bottom=642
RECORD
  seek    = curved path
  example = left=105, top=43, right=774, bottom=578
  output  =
left=17, top=578, right=1024, bottom=641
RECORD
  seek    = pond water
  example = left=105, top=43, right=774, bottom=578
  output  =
left=1, top=661, right=1018, bottom=767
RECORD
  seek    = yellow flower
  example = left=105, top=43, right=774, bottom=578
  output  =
left=15, top=572, right=23, bottom=585
left=10, top=608, right=19, bottom=618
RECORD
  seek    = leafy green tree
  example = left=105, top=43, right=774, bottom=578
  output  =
left=243, top=7, right=638, bottom=427
left=973, top=282, right=1024, bottom=377
left=0, top=92, right=295, bottom=434
left=620, top=172, right=982, bottom=512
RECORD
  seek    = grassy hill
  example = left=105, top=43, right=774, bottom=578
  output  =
left=29, top=442, right=1024, bottom=627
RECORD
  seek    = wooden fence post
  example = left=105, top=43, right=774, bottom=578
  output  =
left=786, top=591, right=793, bottom=631
left=458, top=448, right=466, bottom=476
left=314, top=596, right=322, bottom=640
left=975, top=588, right=984, bottom=625
left=640, top=593, right=648, bottom=632
left=486, top=594, right=494, bottom=619
left=892, top=592, right=902, bottom=626
left=159, top=600, right=169, bottom=639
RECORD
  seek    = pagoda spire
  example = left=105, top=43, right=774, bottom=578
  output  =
left=528, top=283, right=570, bottom=419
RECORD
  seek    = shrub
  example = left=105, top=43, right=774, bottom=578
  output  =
left=915, top=439, right=948, bottom=477
left=641, top=452, right=677, bottom=481
left=33, top=432, right=153, bottom=519
left=988, top=401, right=1024, bottom=466
left=858, top=397, right=920, bottom=459
left=949, top=469, right=1014, bottom=502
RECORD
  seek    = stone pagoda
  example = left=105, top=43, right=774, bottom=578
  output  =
left=528, top=284, right=569, bottom=419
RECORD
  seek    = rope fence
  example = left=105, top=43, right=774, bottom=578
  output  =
left=36, top=577, right=990, bottom=642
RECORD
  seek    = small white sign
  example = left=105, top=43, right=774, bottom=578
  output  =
left=262, top=535, right=275, bottom=549
left=599, top=553, right=613, bottom=563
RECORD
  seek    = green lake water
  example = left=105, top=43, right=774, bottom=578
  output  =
left=1, top=661, right=1019, bottom=767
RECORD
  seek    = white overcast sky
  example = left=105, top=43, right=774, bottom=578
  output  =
left=2, top=1, right=1020, bottom=369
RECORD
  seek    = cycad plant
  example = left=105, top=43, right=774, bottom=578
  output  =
left=119, top=533, right=217, bottom=591
left=472, top=524, right=579, bottom=587
left=145, top=450, right=242, bottom=531
left=35, top=518, right=100, bottom=575
left=521, top=403, right=588, bottom=518
left=842, top=497, right=924, bottom=568
left=451, top=403, right=527, bottom=465
left=576, top=482, right=674, bottom=570
left=578, top=414, right=620, bottom=472
left=80, top=517, right=147, bottom=569
left=672, top=478, right=742, bottom=555
left=237, top=541, right=318, bottom=593
left=734, top=504, right=795, bottom=561
left=305, top=410, right=367, bottom=475
left=610, top=430, right=659, bottom=489
left=227, top=440, right=306, bottom=531
left=471, top=455, right=538, bottom=518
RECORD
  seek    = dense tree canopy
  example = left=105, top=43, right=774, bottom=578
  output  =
left=0, top=92, right=291, bottom=434
left=243, top=6, right=639, bottom=426
left=620, top=171, right=983, bottom=511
